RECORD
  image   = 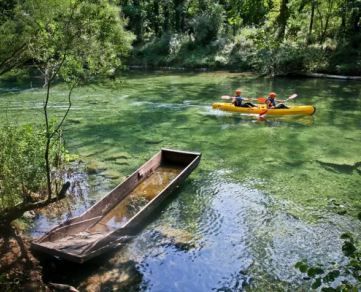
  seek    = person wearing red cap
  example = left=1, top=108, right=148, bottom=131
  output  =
left=266, top=92, right=288, bottom=109
left=232, top=90, right=257, bottom=108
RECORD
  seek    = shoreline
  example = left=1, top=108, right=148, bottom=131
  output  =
left=127, top=66, right=361, bottom=80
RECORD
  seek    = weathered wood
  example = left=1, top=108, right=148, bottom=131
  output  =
left=47, top=217, right=102, bottom=242
left=31, top=149, right=201, bottom=263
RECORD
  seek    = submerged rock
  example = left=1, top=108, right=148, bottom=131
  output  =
left=85, top=161, right=100, bottom=174
left=337, top=210, right=347, bottom=215
left=99, top=170, right=120, bottom=179
left=67, top=118, right=83, bottom=124
left=78, top=259, right=142, bottom=292
left=316, top=157, right=361, bottom=167
left=154, top=225, right=195, bottom=250
left=104, top=152, right=131, bottom=161
left=145, top=139, right=163, bottom=145
left=88, top=99, right=109, bottom=104
left=115, top=159, right=130, bottom=166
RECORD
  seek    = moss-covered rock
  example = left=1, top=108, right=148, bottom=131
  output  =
left=154, top=225, right=195, bottom=250
left=86, top=161, right=100, bottom=174
left=88, top=99, right=109, bottom=104
left=67, top=118, right=83, bottom=124
left=115, top=159, right=130, bottom=166
left=99, top=170, right=120, bottom=179
left=104, top=152, right=131, bottom=161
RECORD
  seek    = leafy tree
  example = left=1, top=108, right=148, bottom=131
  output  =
left=0, top=0, right=134, bottom=227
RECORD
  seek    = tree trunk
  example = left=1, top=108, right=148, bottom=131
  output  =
left=154, top=0, right=160, bottom=36
left=181, top=8, right=185, bottom=32
left=309, top=1, right=315, bottom=34
left=352, top=7, right=361, bottom=32
left=174, top=0, right=181, bottom=32
left=277, top=0, right=289, bottom=41
left=0, top=182, right=70, bottom=227
left=133, top=0, right=143, bottom=43
left=163, top=5, right=169, bottom=32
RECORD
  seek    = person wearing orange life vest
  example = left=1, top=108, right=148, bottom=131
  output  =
left=266, top=92, right=288, bottom=109
left=232, top=90, right=258, bottom=108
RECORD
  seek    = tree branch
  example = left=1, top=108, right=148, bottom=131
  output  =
left=0, top=182, right=70, bottom=226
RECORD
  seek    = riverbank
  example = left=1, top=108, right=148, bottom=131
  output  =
left=0, top=231, right=45, bottom=291
left=127, top=65, right=361, bottom=81
left=128, top=34, right=361, bottom=77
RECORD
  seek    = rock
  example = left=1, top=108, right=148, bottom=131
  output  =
left=154, top=226, right=195, bottom=250
left=115, top=159, right=130, bottom=166
left=23, top=211, right=36, bottom=219
left=88, top=100, right=109, bottom=104
left=99, top=170, right=120, bottom=179
left=145, top=139, right=163, bottom=145
left=337, top=210, right=347, bottom=215
left=85, top=161, right=100, bottom=174
left=49, top=282, right=79, bottom=292
left=67, top=118, right=82, bottom=124
left=104, top=152, right=131, bottom=161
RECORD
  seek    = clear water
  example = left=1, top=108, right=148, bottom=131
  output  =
left=1, top=70, right=361, bottom=291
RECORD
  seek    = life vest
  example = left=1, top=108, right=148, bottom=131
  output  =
left=266, top=97, right=276, bottom=107
left=235, top=95, right=243, bottom=106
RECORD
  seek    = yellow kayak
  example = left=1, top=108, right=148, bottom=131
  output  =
left=212, top=103, right=316, bottom=116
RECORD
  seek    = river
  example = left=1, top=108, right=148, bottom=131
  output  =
left=1, top=70, right=361, bottom=291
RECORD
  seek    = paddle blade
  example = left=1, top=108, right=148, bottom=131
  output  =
left=288, top=94, right=297, bottom=100
left=257, top=97, right=267, bottom=103
left=259, top=110, right=268, bottom=117
left=222, top=95, right=232, bottom=100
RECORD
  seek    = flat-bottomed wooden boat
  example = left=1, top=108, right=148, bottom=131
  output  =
left=32, top=148, right=201, bottom=263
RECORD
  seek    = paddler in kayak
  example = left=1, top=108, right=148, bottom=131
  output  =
left=266, top=92, right=289, bottom=109
left=232, top=90, right=258, bottom=108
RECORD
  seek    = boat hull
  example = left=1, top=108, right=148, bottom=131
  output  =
left=212, top=103, right=316, bottom=115
left=32, top=148, right=201, bottom=263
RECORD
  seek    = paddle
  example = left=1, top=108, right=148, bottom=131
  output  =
left=222, top=94, right=297, bottom=103
left=257, top=94, right=298, bottom=103
left=258, top=94, right=297, bottom=117
left=221, top=95, right=253, bottom=101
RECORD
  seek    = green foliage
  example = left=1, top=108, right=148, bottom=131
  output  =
left=0, top=0, right=135, bottom=225
left=191, top=4, right=225, bottom=45
left=0, top=0, right=135, bottom=79
left=0, top=121, right=58, bottom=210
left=123, top=0, right=361, bottom=75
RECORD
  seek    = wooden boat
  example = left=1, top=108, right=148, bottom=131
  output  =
left=212, top=103, right=316, bottom=116
left=32, top=148, right=201, bottom=263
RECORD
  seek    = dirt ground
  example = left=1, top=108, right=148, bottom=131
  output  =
left=0, top=231, right=46, bottom=292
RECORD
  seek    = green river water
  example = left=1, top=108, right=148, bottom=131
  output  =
left=1, top=70, right=361, bottom=291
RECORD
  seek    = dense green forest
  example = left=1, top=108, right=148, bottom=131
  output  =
left=1, top=0, right=361, bottom=75
left=121, top=0, right=361, bottom=75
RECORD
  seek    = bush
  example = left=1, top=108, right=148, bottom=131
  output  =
left=0, top=121, right=60, bottom=212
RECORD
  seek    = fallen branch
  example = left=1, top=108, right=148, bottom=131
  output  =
left=0, top=182, right=70, bottom=226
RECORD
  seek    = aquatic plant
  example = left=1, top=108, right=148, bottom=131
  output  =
left=296, top=213, right=361, bottom=291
